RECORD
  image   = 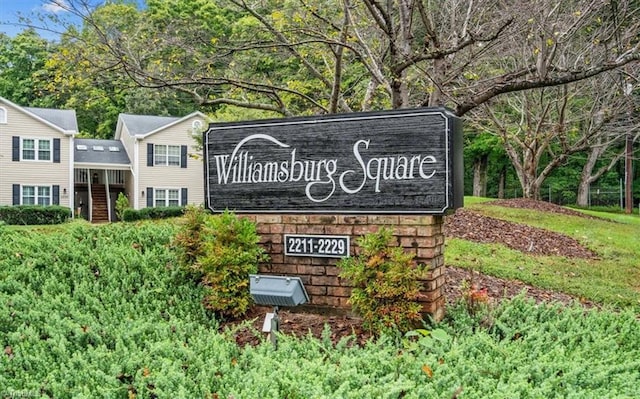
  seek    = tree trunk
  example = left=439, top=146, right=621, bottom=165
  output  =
left=577, top=148, right=600, bottom=206
left=577, top=138, right=626, bottom=207
left=498, top=167, right=506, bottom=199
left=576, top=180, right=590, bottom=207
left=524, top=181, right=542, bottom=200
left=472, top=155, right=488, bottom=197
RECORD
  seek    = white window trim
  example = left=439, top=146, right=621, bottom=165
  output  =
left=0, top=106, right=6, bottom=124
left=21, top=137, right=53, bottom=162
left=153, top=144, right=181, bottom=167
left=153, top=188, right=182, bottom=207
left=21, top=185, right=52, bottom=206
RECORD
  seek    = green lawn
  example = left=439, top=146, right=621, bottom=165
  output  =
left=446, top=198, right=640, bottom=311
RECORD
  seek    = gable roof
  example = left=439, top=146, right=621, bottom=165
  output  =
left=0, top=96, right=78, bottom=135
left=25, top=107, right=79, bottom=132
left=115, top=111, right=207, bottom=139
left=119, top=114, right=182, bottom=137
left=74, top=138, right=130, bottom=166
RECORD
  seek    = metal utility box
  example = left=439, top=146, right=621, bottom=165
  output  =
left=249, top=274, right=309, bottom=307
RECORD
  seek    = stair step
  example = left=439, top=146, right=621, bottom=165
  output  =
left=91, top=185, right=109, bottom=223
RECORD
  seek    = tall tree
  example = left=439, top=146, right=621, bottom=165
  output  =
left=464, top=131, right=504, bottom=197
left=575, top=70, right=639, bottom=206
left=40, top=0, right=639, bottom=117
left=42, top=2, right=199, bottom=137
left=0, top=29, right=56, bottom=106
left=482, top=80, right=637, bottom=200
left=27, top=0, right=640, bottom=199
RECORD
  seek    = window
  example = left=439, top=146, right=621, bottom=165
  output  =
left=22, top=186, right=35, bottom=205
left=0, top=106, right=6, bottom=123
left=92, top=145, right=104, bottom=151
left=154, top=188, right=180, bottom=207
left=21, top=138, right=52, bottom=161
left=154, top=144, right=181, bottom=166
left=108, top=146, right=120, bottom=152
left=76, top=144, right=88, bottom=151
left=21, top=186, right=51, bottom=205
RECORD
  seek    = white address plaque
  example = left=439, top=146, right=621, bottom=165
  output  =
left=284, top=234, right=350, bottom=258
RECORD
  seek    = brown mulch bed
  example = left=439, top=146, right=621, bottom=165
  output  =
left=223, top=198, right=601, bottom=346
left=222, top=305, right=374, bottom=347
left=488, top=198, right=596, bottom=218
left=444, top=208, right=598, bottom=259
left=443, top=266, right=596, bottom=308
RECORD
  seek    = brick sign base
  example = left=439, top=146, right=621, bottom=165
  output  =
left=242, top=214, right=446, bottom=321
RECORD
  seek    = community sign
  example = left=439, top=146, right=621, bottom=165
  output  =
left=203, top=107, right=463, bottom=214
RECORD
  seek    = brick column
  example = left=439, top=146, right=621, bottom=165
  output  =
left=243, top=214, right=446, bottom=321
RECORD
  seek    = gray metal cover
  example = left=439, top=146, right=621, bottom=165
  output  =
left=249, top=275, right=309, bottom=307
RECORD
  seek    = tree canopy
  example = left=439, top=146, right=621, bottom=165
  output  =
left=2, top=0, right=638, bottom=200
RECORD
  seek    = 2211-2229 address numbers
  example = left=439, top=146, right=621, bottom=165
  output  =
left=284, top=234, right=350, bottom=258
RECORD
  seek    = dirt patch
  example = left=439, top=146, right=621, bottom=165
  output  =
left=223, top=199, right=599, bottom=346
left=222, top=305, right=374, bottom=347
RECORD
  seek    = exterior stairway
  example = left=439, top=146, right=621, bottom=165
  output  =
left=90, top=184, right=109, bottom=223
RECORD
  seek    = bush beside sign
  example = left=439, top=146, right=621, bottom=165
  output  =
left=204, top=107, right=463, bottom=214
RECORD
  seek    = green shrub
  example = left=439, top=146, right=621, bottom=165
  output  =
left=139, top=206, right=185, bottom=219
left=122, top=207, right=140, bottom=221
left=174, top=208, right=267, bottom=319
left=0, top=205, right=71, bottom=225
left=561, top=190, right=576, bottom=204
left=173, top=206, right=209, bottom=266
left=122, top=206, right=185, bottom=221
left=1, top=223, right=639, bottom=398
left=115, top=192, right=130, bottom=221
left=337, top=227, right=424, bottom=334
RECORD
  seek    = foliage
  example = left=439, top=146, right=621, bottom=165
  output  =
left=40, top=2, right=199, bottom=137
left=0, top=29, right=56, bottom=106
left=1, top=222, right=639, bottom=397
left=338, top=228, right=424, bottom=334
left=173, top=208, right=267, bottom=319
left=0, top=205, right=71, bottom=225
left=460, top=280, right=490, bottom=317
left=122, top=206, right=185, bottom=221
left=0, top=221, right=223, bottom=397
left=403, top=327, right=451, bottom=360
left=35, top=0, right=640, bottom=120
left=4, top=1, right=638, bottom=204
left=172, top=205, right=209, bottom=266
left=114, top=192, right=130, bottom=221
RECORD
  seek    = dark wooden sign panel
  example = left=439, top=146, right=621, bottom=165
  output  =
left=204, top=107, right=463, bottom=214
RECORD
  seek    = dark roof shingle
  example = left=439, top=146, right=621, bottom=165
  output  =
left=119, top=114, right=181, bottom=136
left=74, top=139, right=130, bottom=165
left=25, top=107, right=78, bottom=132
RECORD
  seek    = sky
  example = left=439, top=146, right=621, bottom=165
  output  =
left=0, top=0, right=76, bottom=40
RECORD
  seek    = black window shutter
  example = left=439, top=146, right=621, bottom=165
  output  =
left=52, top=185, right=60, bottom=205
left=181, top=145, right=187, bottom=168
left=181, top=188, right=188, bottom=205
left=146, top=187, right=153, bottom=207
left=53, top=138, right=61, bottom=163
left=147, top=143, right=154, bottom=167
left=12, top=136, right=20, bottom=161
left=12, top=184, right=20, bottom=205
